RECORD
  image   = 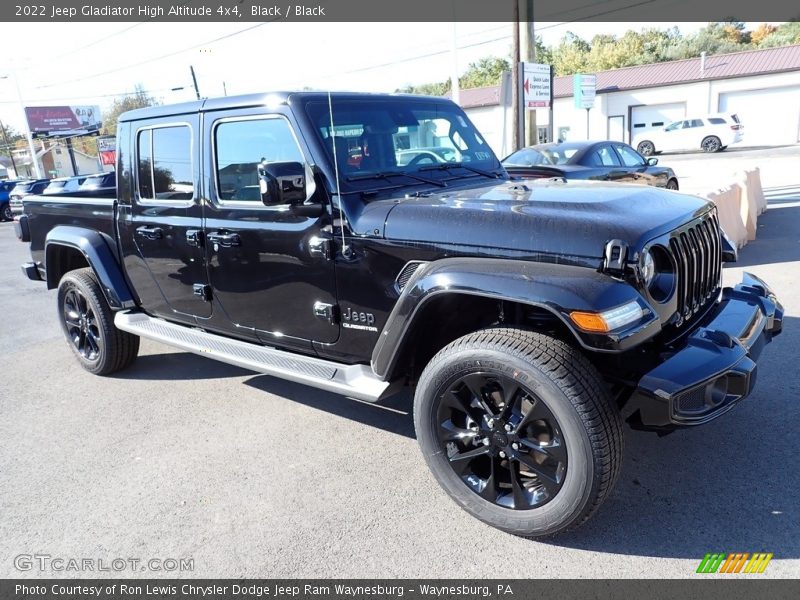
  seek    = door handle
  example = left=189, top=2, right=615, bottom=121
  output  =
left=136, top=226, right=163, bottom=240
left=207, top=232, right=241, bottom=248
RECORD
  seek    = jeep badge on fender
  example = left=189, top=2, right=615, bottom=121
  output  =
left=16, top=91, right=783, bottom=538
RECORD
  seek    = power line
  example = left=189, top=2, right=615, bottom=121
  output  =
left=35, top=22, right=273, bottom=91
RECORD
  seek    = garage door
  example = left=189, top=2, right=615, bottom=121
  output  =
left=630, top=102, right=686, bottom=143
left=719, top=87, right=800, bottom=146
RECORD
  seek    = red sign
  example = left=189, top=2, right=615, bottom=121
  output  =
left=25, top=105, right=102, bottom=137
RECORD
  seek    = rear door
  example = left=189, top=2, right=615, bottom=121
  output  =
left=201, top=108, right=339, bottom=348
left=121, top=117, right=211, bottom=319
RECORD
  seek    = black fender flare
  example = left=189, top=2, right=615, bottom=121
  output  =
left=45, top=225, right=136, bottom=310
left=371, top=257, right=660, bottom=380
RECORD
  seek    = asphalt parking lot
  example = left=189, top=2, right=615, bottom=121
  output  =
left=1, top=149, right=799, bottom=579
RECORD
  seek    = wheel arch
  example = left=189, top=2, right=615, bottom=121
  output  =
left=45, top=226, right=136, bottom=310
left=371, top=257, right=653, bottom=382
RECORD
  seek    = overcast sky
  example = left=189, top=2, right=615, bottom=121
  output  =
left=0, top=21, right=766, bottom=132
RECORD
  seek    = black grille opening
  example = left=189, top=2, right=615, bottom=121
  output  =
left=669, top=213, right=722, bottom=325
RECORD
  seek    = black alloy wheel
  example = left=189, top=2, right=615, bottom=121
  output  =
left=62, top=286, right=102, bottom=362
left=637, top=141, right=655, bottom=156
left=1, top=203, right=12, bottom=221
left=701, top=136, right=722, bottom=153
left=57, top=268, right=139, bottom=375
left=437, top=372, right=567, bottom=509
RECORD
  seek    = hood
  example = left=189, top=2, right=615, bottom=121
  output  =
left=382, top=179, right=712, bottom=259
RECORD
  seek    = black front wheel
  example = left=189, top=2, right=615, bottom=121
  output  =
left=414, top=328, right=623, bottom=537
left=57, top=268, right=139, bottom=375
left=1, top=203, right=12, bottom=222
left=666, top=178, right=679, bottom=191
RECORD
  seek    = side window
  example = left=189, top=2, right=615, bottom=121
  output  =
left=137, top=129, right=152, bottom=199
left=665, top=121, right=682, bottom=132
left=615, top=144, right=646, bottom=167
left=137, top=125, right=193, bottom=201
left=708, top=117, right=726, bottom=125
left=593, top=145, right=621, bottom=167
left=689, top=119, right=704, bottom=128
left=215, top=117, right=304, bottom=202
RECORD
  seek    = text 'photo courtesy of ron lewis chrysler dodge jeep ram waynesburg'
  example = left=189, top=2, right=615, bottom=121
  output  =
left=13, top=92, right=783, bottom=537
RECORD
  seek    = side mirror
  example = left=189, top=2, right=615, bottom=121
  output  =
left=647, top=157, right=659, bottom=166
left=258, top=161, right=306, bottom=206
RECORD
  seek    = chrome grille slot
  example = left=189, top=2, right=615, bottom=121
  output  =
left=669, top=213, right=722, bottom=325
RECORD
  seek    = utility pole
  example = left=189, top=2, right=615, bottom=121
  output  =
left=190, top=66, right=201, bottom=100
left=511, top=0, right=521, bottom=152
left=520, top=0, right=537, bottom=146
left=0, top=120, right=19, bottom=177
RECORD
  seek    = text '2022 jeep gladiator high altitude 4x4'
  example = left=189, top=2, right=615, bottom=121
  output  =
left=15, top=92, right=782, bottom=537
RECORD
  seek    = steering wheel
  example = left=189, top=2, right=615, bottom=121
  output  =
left=405, top=153, right=439, bottom=166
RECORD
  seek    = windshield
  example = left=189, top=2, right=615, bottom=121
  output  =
left=305, top=98, right=499, bottom=191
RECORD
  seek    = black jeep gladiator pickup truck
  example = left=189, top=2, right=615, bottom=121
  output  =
left=15, top=92, right=783, bottom=537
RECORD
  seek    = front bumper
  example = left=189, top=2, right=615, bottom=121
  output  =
left=628, top=273, right=782, bottom=430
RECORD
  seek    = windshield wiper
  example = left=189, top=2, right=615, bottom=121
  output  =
left=419, top=162, right=502, bottom=179
left=346, top=170, right=447, bottom=187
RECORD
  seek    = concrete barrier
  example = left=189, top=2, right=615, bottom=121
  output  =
left=703, top=167, right=765, bottom=249
left=706, top=183, right=748, bottom=249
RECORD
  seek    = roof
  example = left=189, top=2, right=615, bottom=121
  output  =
left=454, top=44, right=800, bottom=108
left=120, top=91, right=454, bottom=122
left=554, top=44, right=800, bottom=98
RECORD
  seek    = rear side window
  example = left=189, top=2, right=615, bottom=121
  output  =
left=214, top=116, right=304, bottom=202
left=591, top=145, right=621, bottom=167
left=708, top=117, right=726, bottom=125
left=137, top=125, right=193, bottom=201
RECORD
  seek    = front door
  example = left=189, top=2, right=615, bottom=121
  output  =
left=202, top=110, right=339, bottom=348
left=125, top=118, right=211, bottom=319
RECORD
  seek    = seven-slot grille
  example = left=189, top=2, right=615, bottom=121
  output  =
left=668, top=212, right=722, bottom=324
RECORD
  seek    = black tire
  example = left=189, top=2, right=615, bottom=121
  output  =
left=57, top=268, right=139, bottom=375
left=1, top=203, right=12, bottom=222
left=701, top=136, right=722, bottom=153
left=666, top=178, right=679, bottom=191
left=636, top=140, right=655, bottom=156
left=414, top=328, right=623, bottom=537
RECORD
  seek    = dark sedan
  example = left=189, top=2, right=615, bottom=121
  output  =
left=502, top=141, right=680, bottom=190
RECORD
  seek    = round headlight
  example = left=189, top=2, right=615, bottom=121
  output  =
left=644, top=245, right=676, bottom=302
left=641, top=250, right=656, bottom=287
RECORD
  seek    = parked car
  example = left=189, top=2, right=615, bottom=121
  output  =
left=503, top=141, right=680, bottom=190
left=78, top=171, right=116, bottom=194
left=8, top=179, right=49, bottom=218
left=42, top=175, right=89, bottom=195
left=633, top=114, right=744, bottom=156
left=15, top=92, right=781, bottom=538
left=1, top=180, right=25, bottom=221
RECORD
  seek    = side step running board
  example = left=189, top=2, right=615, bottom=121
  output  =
left=114, top=311, right=395, bottom=403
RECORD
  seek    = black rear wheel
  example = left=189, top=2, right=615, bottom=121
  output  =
left=57, top=268, right=139, bottom=375
left=414, top=328, right=623, bottom=537
left=701, top=136, right=722, bottom=153
left=1, top=203, right=12, bottom=222
left=637, top=141, right=655, bottom=156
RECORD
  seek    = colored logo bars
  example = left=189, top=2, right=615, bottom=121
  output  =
left=696, top=553, right=773, bottom=574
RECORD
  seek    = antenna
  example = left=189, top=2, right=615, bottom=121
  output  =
left=327, top=91, right=351, bottom=259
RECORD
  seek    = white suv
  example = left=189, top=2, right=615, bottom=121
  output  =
left=634, top=114, right=744, bottom=155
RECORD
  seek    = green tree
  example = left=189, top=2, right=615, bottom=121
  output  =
left=551, top=32, right=591, bottom=76
left=100, top=84, right=159, bottom=136
left=0, top=122, right=24, bottom=161
left=756, top=21, right=800, bottom=47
